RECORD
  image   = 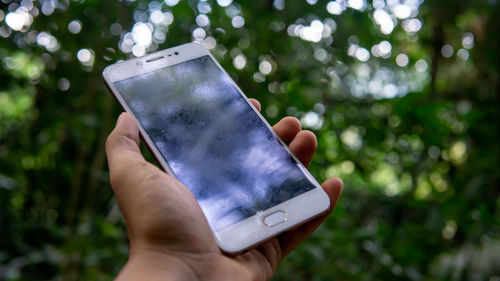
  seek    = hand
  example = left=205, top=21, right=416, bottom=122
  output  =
left=105, top=98, right=343, bottom=281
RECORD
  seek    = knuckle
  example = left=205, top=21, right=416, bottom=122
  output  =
left=109, top=161, right=153, bottom=189
left=138, top=169, right=167, bottom=187
left=116, top=135, right=137, bottom=150
left=106, top=131, right=139, bottom=155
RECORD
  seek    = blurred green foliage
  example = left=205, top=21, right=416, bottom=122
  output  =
left=1, top=0, right=499, bottom=280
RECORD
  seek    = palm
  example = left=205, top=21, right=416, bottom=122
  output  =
left=106, top=99, right=342, bottom=281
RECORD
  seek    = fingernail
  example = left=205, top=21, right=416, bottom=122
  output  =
left=116, top=113, right=125, bottom=126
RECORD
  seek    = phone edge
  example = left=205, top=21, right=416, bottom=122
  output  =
left=102, top=42, right=332, bottom=255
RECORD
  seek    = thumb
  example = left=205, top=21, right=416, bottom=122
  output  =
left=105, top=112, right=146, bottom=179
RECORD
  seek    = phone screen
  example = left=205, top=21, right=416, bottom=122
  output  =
left=114, top=55, right=316, bottom=231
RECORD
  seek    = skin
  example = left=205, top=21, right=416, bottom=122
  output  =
left=105, top=98, right=343, bottom=281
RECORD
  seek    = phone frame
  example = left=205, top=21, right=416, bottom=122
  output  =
left=103, top=42, right=330, bottom=254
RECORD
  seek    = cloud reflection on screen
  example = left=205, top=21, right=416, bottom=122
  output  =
left=114, top=56, right=315, bottom=231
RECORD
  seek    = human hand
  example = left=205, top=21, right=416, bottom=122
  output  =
left=105, top=98, right=343, bottom=281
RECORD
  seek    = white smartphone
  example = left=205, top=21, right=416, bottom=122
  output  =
left=102, top=42, right=330, bottom=254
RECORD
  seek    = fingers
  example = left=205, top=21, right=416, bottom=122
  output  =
left=248, top=97, right=302, bottom=146
left=272, top=117, right=316, bottom=168
left=255, top=238, right=281, bottom=272
left=249, top=97, right=317, bottom=167
left=236, top=249, right=274, bottom=281
left=277, top=178, right=343, bottom=258
left=249, top=98, right=261, bottom=112
left=288, top=130, right=317, bottom=167
left=246, top=97, right=331, bottom=261
left=273, top=117, right=302, bottom=144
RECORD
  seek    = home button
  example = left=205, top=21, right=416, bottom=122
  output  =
left=263, top=211, right=287, bottom=227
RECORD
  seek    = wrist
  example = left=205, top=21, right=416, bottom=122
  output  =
left=117, top=239, right=250, bottom=281
left=116, top=247, right=202, bottom=281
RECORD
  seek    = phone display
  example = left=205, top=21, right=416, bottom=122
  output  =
left=113, top=55, right=316, bottom=231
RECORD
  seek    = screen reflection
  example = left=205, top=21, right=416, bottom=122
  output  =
left=115, top=55, right=315, bottom=231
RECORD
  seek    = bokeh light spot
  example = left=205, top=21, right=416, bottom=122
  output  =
left=164, top=0, right=180, bottom=7
left=77, top=48, right=94, bottom=66
left=396, top=54, right=409, bottom=67
left=415, top=59, right=428, bottom=72
left=5, top=8, right=33, bottom=31
left=392, top=4, right=411, bottom=19
left=462, top=32, right=474, bottom=49
left=348, top=0, right=364, bottom=10
left=192, top=27, right=206, bottom=41
left=457, top=49, right=470, bottom=60
left=326, top=1, right=343, bottom=15
left=196, top=14, right=210, bottom=27
left=441, top=45, right=454, bottom=58
left=150, top=10, right=164, bottom=25
left=402, top=18, right=422, bottom=33
left=232, top=16, right=245, bottom=28
left=355, top=47, right=370, bottom=62
left=442, top=220, right=457, bottom=239
left=373, top=9, right=394, bottom=34
left=58, top=78, right=70, bottom=91
left=259, top=61, right=272, bottom=75
left=132, top=22, right=152, bottom=48
left=233, top=54, right=247, bottom=70
left=217, top=0, right=233, bottom=7
left=68, top=19, right=82, bottom=34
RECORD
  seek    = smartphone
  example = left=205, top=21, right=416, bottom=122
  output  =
left=102, top=42, right=330, bottom=254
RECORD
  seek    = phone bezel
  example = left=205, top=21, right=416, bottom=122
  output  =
left=102, top=42, right=330, bottom=254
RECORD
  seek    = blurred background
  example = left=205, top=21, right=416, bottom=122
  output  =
left=0, top=0, right=499, bottom=280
